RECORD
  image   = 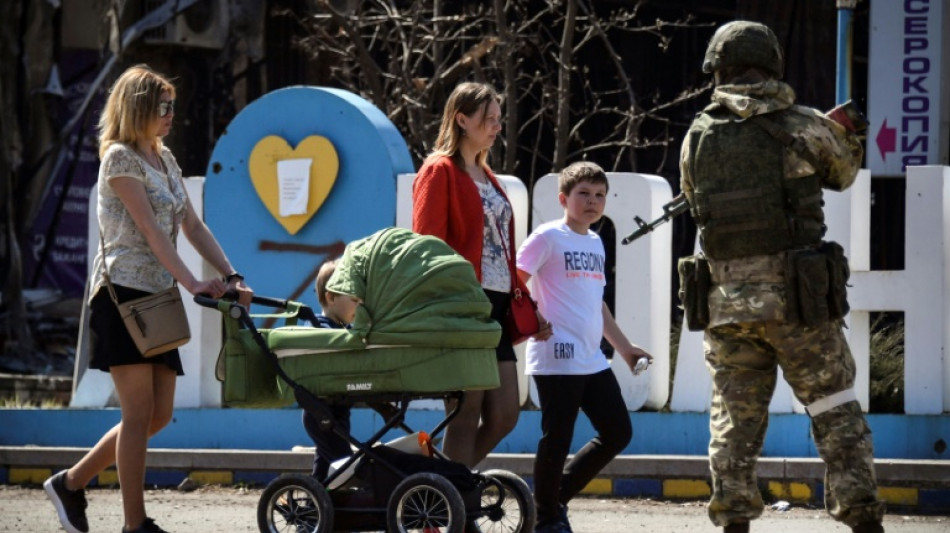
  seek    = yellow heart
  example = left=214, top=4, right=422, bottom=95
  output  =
left=248, top=135, right=340, bottom=235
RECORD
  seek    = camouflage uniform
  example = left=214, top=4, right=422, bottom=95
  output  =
left=681, top=76, right=885, bottom=528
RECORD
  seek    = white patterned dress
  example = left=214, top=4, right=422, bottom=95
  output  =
left=89, top=143, right=188, bottom=301
left=87, top=142, right=188, bottom=372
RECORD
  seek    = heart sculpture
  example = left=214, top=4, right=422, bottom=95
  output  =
left=248, top=135, right=340, bottom=235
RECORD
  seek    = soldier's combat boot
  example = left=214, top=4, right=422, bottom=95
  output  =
left=723, top=522, right=749, bottom=533
left=851, top=522, right=884, bottom=533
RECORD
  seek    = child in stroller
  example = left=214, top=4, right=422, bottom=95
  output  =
left=202, top=228, right=537, bottom=533
left=301, top=258, right=363, bottom=481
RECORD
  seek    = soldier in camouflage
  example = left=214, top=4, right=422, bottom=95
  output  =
left=679, top=21, right=886, bottom=533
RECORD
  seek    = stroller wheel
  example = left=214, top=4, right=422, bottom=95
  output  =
left=473, top=470, right=536, bottom=533
left=387, top=472, right=466, bottom=533
left=258, top=474, right=333, bottom=533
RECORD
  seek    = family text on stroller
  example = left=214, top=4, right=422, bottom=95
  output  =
left=346, top=382, right=373, bottom=392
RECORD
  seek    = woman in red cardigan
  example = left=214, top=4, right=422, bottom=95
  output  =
left=413, top=82, right=551, bottom=469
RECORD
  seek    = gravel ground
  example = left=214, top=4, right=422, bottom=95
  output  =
left=1, top=484, right=947, bottom=533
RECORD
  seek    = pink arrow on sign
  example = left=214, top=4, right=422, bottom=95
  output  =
left=876, top=118, right=896, bottom=161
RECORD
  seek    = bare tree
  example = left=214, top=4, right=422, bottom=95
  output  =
left=493, top=0, right=519, bottom=173
left=294, top=0, right=707, bottom=184
left=1, top=0, right=45, bottom=358
left=1, top=0, right=222, bottom=363
left=553, top=0, right=578, bottom=171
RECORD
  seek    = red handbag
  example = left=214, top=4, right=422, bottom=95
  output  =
left=503, top=287, right=540, bottom=345
left=496, top=218, right=540, bottom=345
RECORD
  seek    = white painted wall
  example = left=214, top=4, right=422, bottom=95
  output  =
left=847, top=166, right=949, bottom=414
left=75, top=167, right=950, bottom=413
left=526, top=173, right=672, bottom=411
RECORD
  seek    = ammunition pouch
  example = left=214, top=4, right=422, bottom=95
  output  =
left=785, top=241, right=850, bottom=326
left=678, top=254, right=711, bottom=331
left=821, top=241, right=850, bottom=319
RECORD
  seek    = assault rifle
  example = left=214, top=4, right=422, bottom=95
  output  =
left=619, top=102, right=865, bottom=246
left=621, top=193, right=689, bottom=245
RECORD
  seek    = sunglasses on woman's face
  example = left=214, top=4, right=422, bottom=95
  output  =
left=158, top=100, right=175, bottom=117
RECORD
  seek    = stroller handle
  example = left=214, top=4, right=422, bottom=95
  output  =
left=193, top=293, right=245, bottom=319
left=249, top=294, right=294, bottom=308
left=193, top=293, right=312, bottom=322
left=193, top=291, right=290, bottom=308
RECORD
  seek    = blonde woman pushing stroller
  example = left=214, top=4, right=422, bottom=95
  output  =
left=44, top=65, right=252, bottom=533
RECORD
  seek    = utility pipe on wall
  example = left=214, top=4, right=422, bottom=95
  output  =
left=836, top=0, right=858, bottom=104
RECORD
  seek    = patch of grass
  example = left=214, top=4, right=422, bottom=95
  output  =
left=663, top=318, right=682, bottom=412
left=0, top=395, right=68, bottom=409
left=868, top=312, right=904, bottom=413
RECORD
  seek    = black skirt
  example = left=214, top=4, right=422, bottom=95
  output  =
left=88, top=284, right=185, bottom=375
left=484, top=289, right=517, bottom=363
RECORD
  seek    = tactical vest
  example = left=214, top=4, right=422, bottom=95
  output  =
left=688, top=105, right=825, bottom=260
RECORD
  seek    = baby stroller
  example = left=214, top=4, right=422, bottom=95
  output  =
left=198, top=228, right=536, bottom=533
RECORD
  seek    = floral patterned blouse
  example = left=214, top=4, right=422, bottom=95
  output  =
left=476, top=179, right=513, bottom=293
left=89, top=142, right=188, bottom=302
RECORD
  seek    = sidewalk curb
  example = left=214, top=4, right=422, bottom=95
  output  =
left=3, top=446, right=949, bottom=512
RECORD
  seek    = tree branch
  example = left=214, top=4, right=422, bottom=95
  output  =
left=553, top=0, right=578, bottom=171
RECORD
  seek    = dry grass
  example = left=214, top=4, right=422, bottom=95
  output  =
left=0, top=395, right=67, bottom=409
left=868, top=312, right=905, bottom=413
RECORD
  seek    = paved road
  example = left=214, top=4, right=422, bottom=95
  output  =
left=2, top=484, right=947, bottom=533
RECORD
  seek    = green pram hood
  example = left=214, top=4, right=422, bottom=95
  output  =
left=325, top=227, right=502, bottom=348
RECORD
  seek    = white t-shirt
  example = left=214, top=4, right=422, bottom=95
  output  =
left=516, top=220, right=609, bottom=375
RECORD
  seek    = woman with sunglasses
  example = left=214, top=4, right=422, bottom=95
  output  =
left=44, top=64, right=252, bottom=533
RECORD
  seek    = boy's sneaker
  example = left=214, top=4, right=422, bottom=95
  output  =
left=534, top=503, right=572, bottom=533
left=534, top=520, right=569, bottom=533
left=557, top=504, right=574, bottom=533
left=121, top=517, right=169, bottom=533
left=44, top=470, right=89, bottom=533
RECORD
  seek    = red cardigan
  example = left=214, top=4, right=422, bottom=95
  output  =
left=412, top=155, right=528, bottom=293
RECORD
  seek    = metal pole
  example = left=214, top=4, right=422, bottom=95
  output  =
left=836, top=0, right=858, bottom=104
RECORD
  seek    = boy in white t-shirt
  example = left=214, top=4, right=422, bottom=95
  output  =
left=517, top=161, right=653, bottom=533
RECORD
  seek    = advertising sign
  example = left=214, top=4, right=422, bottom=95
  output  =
left=868, top=0, right=950, bottom=175
left=23, top=52, right=104, bottom=297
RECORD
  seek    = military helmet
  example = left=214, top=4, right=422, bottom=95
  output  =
left=702, top=21, right=784, bottom=78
